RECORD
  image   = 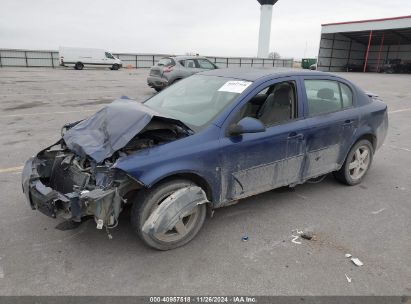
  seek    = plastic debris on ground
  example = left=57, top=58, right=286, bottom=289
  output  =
left=241, top=235, right=249, bottom=242
left=345, top=274, right=352, bottom=283
left=371, top=208, right=386, bottom=215
left=345, top=253, right=352, bottom=258
left=301, top=231, right=316, bottom=241
left=351, top=257, right=364, bottom=266
left=291, top=229, right=316, bottom=243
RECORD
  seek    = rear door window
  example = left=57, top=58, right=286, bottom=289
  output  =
left=304, top=80, right=353, bottom=116
left=185, top=59, right=196, bottom=69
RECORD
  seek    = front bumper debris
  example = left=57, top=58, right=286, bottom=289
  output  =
left=22, top=157, right=70, bottom=218
left=22, top=151, right=137, bottom=228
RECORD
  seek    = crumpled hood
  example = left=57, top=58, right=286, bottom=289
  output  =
left=63, top=99, right=182, bottom=163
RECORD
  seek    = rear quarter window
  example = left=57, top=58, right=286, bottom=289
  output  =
left=340, top=82, right=353, bottom=108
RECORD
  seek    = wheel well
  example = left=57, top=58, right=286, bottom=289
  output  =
left=151, top=173, right=213, bottom=201
left=357, top=133, right=377, bottom=150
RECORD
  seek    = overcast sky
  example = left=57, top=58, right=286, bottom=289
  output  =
left=1, top=0, right=410, bottom=59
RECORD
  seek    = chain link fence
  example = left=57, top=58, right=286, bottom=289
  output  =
left=0, top=49, right=293, bottom=69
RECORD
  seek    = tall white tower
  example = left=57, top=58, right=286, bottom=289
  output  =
left=257, top=0, right=278, bottom=58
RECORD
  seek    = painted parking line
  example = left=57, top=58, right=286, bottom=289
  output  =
left=0, top=108, right=99, bottom=118
left=0, top=166, right=24, bottom=173
left=388, top=108, right=411, bottom=114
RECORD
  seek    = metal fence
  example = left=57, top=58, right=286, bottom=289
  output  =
left=0, top=49, right=293, bottom=69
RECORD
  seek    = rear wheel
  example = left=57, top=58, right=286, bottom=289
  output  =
left=74, top=62, right=84, bottom=70
left=334, top=139, right=374, bottom=185
left=131, top=179, right=207, bottom=250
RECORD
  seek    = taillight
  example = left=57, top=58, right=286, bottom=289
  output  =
left=163, top=66, right=174, bottom=73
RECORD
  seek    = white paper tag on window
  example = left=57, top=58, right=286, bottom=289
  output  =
left=218, top=81, right=252, bottom=94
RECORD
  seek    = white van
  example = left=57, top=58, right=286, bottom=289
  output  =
left=59, top=46, right=122, bottom=70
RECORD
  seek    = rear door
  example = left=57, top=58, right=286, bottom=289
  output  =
left=183, top=59, right=200, bottom=75
left=300, top=77, right=358, bottom=179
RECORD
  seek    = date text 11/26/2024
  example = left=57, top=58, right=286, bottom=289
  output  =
left=149, top=296, right=257, bottom=303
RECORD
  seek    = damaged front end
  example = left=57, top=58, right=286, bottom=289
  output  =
left=21, top=99, right=192, bottom=231
left=22, top=142, right=138, bottom=228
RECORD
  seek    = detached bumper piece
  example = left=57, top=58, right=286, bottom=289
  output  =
left=22, top=157, right=70, bottom=218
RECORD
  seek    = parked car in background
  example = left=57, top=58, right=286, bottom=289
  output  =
left=301, top=58, right=317, bottom=69
left=147, top=56, right=218, bottom=91
left=22, top=69, right=388, bottom=250
left=59, top=46, right=122, bottom=70
left=380, top=59, right=411, bottom=74
left=344, top=63, right=364, bottom=72
left=309, top=63, right=317, bottom=70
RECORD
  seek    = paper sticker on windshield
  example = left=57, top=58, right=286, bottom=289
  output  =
left=218, top=81, right=252, bottom=94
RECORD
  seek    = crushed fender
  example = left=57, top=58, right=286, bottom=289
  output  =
left=142, top=186, right=208, bottom=235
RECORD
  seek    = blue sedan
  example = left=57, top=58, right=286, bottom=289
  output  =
left=22, top=68, right=388, bottom=250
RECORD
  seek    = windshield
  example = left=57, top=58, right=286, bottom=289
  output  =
left=144, top=75, right=251, bottom=131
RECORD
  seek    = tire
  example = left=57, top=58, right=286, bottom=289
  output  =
left=74, top=62, right=84, bottom=70
left=154, top=87, right=162, bottom=92
left=111, top=64, right=119, bottom=70
left=334, top=139, right=374, bottom=186
left=171, top=78, right=181, bottom=84
left=131, top=179, right=207, bottom=250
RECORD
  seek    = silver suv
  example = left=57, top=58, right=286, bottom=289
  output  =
left=147, top=56, right=218, bottom=91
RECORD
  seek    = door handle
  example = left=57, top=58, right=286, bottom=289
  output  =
left=343, top=119, right=354, bottom=126
left=288, top=132, right=304, bottom=140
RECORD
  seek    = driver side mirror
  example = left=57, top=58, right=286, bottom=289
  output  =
left=228, top=117, right=265, bottom=136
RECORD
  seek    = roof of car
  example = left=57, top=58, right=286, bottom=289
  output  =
left=198, top=68, right=336, bottom=81
left=168, top=55, right=209, bottom=60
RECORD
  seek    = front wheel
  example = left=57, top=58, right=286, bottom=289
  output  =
left=334, top=139, right=374, bottom=185
left=131, top=180, right=207, bottom=250
left=111, top=64, right=120, bottom=70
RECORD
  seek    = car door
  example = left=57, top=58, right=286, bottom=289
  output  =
left=300, top=77, right=359, bottom=179
left=218, top=78, right=307, bottom=203
left=183, top=59, right=200, bottom=76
